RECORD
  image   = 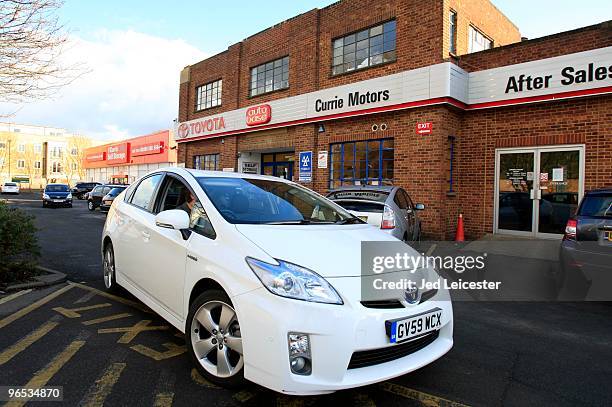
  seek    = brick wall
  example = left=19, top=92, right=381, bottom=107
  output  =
left=443, top=0, right=521, bottom=57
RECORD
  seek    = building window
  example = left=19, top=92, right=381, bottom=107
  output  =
left=195, top=79, right=222, bottom=111
left=194, top=154, right=219, bottom=171
left=71, top=147, right=78, bottom=155
left=449, top=11, right=457, bottom=54
left=71, top=162, right=78, bottom=170
left=17, top=160, right=25, bottom=168
left=51, top=146, right=62, bottom=158
left=52, top=162, right=62, bottom=173
left=18, top=143, right=25, bottom=152
left=250, top=56, right=289, bottom=97
left=34, top=144, right=42, bottom=153
left=329, top=139, right=394, bottom=188
left=332, top=20, right=396, bottom=76
left=13, top=128, right=20, bottom=133
left=34, top=161, right=42, bottom=169
left=468, top=26, right=492, bottom=53
left=0, top=142, right=5, bottom=149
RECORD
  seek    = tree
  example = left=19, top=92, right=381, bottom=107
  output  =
left=22, top=143, right=41, bottom=189
left=0, top=0, right=80, bottom=103
left=64, top=135, right=91, bottom=182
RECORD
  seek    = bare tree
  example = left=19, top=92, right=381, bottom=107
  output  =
left=0, top=0, right=81, bottom=103
left=21, top=143, right=41, bottom=190
left=64, top=135, right=90, bottom=182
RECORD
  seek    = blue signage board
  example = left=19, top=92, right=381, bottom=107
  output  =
left=299, top=151, right=312, bottom=182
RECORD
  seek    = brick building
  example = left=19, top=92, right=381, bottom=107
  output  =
left=176, top=0, right=611, bottom=239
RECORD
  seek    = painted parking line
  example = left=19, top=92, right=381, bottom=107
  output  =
left=5, top=335, right=88, bottom=407
left=152, top=369, right=176, bottom=407
left=0, top=284, right=74, bottom=329
left=67, top=282, right=153, bottom=313
left=82, top=313, right=133, bottom=326
left=0, top=290, right=32, bottom=306
left=53, top=303, right=112, bottom=318
left=0, top=318, right=60, bottom=366
left=379, top=382, right=470, bottom=407
left=79, top=362, right=126, bottom=407
left=131, top=342, right=186, bottom=361
left=98, top=320, right=170, bottom=344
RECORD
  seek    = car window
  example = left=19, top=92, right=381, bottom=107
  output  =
left=45, top=185, right=69, bottom=192
left=93, top=186, right=103, bottom=193
left=334, top=200, right=384, bottom=213
left=130, top=174, right=163, bottom=211
left=108, top=187, right=126, bottom=197
left=103, top=186, right=112, bottom=195
left=393, top=190, right=408, bottom=209
left=158, top=177, right=215, bottom=238
left=401, top=190, right=413, bottom=209
left=579, top=194, right=612, bottom=217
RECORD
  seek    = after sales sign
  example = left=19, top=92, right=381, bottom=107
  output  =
left=299, top=151, right=312, bottom=182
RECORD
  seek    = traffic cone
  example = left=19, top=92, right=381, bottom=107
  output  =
left=455, top=213, right=465, bottom=242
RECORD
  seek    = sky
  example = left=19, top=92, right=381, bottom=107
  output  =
left=0, top=0, right=610, bottom=141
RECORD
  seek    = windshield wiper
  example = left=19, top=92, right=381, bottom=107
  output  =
left=262, top=219, right=335, bottom=225
left=336, top=217, right=365, bottom=224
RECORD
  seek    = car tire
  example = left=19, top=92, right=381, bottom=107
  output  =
left=187, top=290, right=245, bottom=389
left=88, top=201, right=94, bottom=211
left=102, top=243, right=118, bottom=292
left=68, top=204, right=73, bottom=208
left=42, top=202, right=46, bottom=208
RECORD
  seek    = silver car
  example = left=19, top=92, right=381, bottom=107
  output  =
left=327, top=186, right=425, bottom=241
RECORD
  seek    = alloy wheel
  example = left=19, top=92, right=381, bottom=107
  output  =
left=103, top=247, right=114, bottom=289
left=191, top=301, right=243, bottom=378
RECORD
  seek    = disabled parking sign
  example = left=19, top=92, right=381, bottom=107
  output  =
left=299, top=151, right=312, bottom=182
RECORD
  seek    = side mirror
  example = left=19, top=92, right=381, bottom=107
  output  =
left=415, top=203, right=426, bottom=210
left=155, top=209, right=190, bottom=230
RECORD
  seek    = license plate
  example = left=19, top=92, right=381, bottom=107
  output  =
left=605, top=231, right=612, bottom=242
left=53, top=199, right=64, bottom=202
left=386, top=308, right=443, bottom=344
left=358, top=216, right=368, bottom=222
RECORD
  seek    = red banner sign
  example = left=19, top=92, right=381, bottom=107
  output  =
left=416, top=122, right=433, bottom=135
left=246, top=104, right=272, bottom=126
left=85, top=152, right=106, bottom=162
left=131, top=141, right=164, bottom=157
left=106, top=143, right=130, bottom=164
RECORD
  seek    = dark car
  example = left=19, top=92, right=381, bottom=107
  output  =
left=88, top=184, right=123, bottom=211
left=99, top=186, right=127, bottom=212
left=71, top=182, right=101, bottom=200
left=42, top=184, right=73, bottom=208
left=559, top=188, right=612, bottom=300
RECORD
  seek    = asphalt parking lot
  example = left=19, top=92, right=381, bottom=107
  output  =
left=1, top=192, right=611, bottom=406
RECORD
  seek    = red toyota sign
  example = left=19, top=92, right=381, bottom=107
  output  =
left=416, top=122, right=433, bottom=135
left=86, top=152, right=106, bottom=162
left=131, top=141, right=164, bottom=157
left=246, top=104, right=272, bottom=126
left=106, top=143, right=130, bottom=164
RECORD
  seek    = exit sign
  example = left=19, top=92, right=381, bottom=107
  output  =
left=416, top=122, right=433, bottom=135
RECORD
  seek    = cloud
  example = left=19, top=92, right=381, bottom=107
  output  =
left=0, top=30, right=207, bottom=141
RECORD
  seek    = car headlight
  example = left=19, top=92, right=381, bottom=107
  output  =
left=67, top=193, right=72, bottom=199
left=246, top=257, right=343, bottom=305
left=42, top=193, right=50, bottom=199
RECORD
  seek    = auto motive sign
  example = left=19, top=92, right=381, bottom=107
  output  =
left=131, top=141, right=164, bottom=157
left=107, top=143, right=130, bottom=165
left=246, top=104, right=272, bottom=126
left=299, top=151, right=312, bottom=182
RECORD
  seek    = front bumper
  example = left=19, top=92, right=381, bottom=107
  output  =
left=43, top=198, right=72, bottom=206
left=233, top=283, right=453, bottom=395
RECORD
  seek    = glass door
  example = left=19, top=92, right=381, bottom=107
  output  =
left=495, top=146, right=583, bottom=237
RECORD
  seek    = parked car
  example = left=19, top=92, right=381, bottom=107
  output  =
left=88, top=184, right=122, bottom=211
left=101, top=168, right=453, bottom=394
left=99, top=186, right=128, bottom=212
left=42, top=183, right=72, bottom=208
left=559, top=188, right=612, bottom=300
left=327, top=186, right=424, bottom=241
left=1, top=182, right=20, bottom=194
left=71, top=182, right=101, bottom=200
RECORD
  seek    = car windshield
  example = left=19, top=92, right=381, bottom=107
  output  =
left=327, top=190, right=389, bottom=203
left=197, top=177, right=354, bottom=224
left=46, top=185, right=69, bottom=192
left=4, top=183, right=17, bottom=187
left=107, top=187, right=126, bottom=197
left=333, top=200, right=385, bottom=213
left=579, top=194, right=612, bottom=217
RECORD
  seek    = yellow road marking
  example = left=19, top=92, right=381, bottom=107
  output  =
left=190, top=368, right=220, bottom=389
left=68, top=282, right=153, bottom=313
left=353, top=392, right=376, bottom=407
left=379, top=382, right=470, bottom=407
left=80, top=362, right=126, bottom=407
left=0, top=284, right=74, bottom=329
left=0, top=320, right=59, bottom=366
left=0, top=289, right=32, bottom=306
left=5, top=339, right=85, bottom=407
left=131, top=342, right=186, bottom=361
left=98, top=320, right=169, bottom=344
left=276, top=395, right=306, bottom=407
left=153, top=392, right=174, bottom=407
left=82, top=313, right=132, bottom=326
left=233, top=389, right=260, bottom=403
left=53, top=303, right=111, bottom=318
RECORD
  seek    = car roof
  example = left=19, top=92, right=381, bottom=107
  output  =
left=46, top=183, right=69, bottom=186
left=585, top=188, right=612, bottom=195
left=155, top=167, right=297, bottom=184
left=328, top=185, right=396, bottom=193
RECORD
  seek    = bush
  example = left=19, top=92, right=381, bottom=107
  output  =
left=0, top=200, right=40, bottom=286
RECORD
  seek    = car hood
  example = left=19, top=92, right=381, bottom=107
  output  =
left=235, top=223, right=419, bottom=278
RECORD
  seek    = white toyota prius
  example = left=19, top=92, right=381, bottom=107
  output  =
left=101, top=167, right=453, bottom=395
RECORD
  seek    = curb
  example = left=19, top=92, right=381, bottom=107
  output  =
left=2, top=266, right=67, bottom=292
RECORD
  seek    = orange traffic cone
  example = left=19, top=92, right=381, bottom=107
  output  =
left=455, top=213, right=465, bottom=242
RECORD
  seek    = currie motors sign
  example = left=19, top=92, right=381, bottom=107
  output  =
left=176, top=46, right=612, bottom=141
left=131, top=141, right=164, bottom=157
left=106, top=143, right=130, bottom=164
